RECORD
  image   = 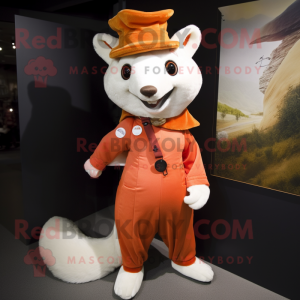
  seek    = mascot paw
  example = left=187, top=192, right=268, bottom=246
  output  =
left=184, top=185, right=210, bottom=210
left=172, top=257, right=214, bottom=282
left=114, top=266, right=144, bottom=299
left=84, top=159, right=102, bottom=178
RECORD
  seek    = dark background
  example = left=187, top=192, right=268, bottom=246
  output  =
left=0, top=0, right=299, bottom=299
left=15, top=15, right=122, bottom=243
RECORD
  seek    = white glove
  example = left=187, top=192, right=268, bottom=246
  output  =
left=184, top=185, right=210, bottom=210
left=84, top=159, right=102, bottom=178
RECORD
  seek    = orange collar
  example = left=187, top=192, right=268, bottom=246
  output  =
left=119, top=108, right=200, bottom=130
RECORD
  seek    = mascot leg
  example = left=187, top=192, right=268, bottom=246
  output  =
left=39, top=216, right=122, bottom=283
left=113, top=186, right=158, bottom=299
left=159, top=182, right=214, bottom=283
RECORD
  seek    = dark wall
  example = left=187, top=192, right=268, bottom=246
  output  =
left=126, top=1, right=300, bottom=299
left=14, top=15, right=122, bottom=243
left=0, top=3, right=122, bottom=241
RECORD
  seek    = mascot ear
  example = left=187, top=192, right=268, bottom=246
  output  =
left=170, top=25, right=201, bottom=58
left=93, top=33, right=119, bottom=65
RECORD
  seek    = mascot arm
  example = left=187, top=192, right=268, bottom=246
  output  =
left=182, top=130, right=210, bottom=210
left=182, top=130, right=209, bottom=188
left=88, top=117, right=134, bottom=171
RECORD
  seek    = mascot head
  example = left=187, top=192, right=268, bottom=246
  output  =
left=93, top=9, right=202, bottom=119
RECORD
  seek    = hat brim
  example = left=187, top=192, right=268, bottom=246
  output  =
left=109, top=40, right=180, bottom=58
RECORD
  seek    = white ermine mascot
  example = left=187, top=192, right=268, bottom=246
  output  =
left=40, top=9, right=214, bottom=299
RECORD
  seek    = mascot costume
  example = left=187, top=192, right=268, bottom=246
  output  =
left=40, top=9, right=214, bottom=299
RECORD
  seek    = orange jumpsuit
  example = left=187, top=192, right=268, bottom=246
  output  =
left=90, top=117, right=209, bottom=273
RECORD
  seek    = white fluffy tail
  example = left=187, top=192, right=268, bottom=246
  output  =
left=39, top=216, right=122, bottom=283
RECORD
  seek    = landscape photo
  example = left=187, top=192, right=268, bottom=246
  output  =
left=213, top=0, right=300, bottom=196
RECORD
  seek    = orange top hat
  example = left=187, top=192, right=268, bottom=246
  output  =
left=108, top=9, right=179, bottom=58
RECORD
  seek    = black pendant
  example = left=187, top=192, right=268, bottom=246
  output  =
left=155, top=159, right=167, bottom=172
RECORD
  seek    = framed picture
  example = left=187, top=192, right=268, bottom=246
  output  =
left=212, top=0, right=300, bottom=196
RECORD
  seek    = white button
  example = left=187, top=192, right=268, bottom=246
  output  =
left=115, top=127, right=126, bottom=138
left=132, top=125, right=142, bottom=136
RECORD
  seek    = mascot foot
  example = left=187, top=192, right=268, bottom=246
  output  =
left=114, top=266, right=144, bottom=299
left=171, top=257, right=214, bottom=282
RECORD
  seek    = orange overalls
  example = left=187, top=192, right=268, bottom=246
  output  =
left=90, top=116, right=209, bottom=273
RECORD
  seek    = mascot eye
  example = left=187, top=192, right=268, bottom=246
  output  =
left=121, top=64, right=131, bottom=80
left=43, top=67, right=47, bottom=71
left=165, top=61, right=178, bottom=76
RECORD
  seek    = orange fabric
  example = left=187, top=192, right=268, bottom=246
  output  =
left=123, top=266, right=143, bottom=273
left=108, top=9, right=179, bottom=58
left=119, top=108, right=200, bottom=130
left=183, top=33, right=191, bottom=46
left=90, top=117, right=209, bottom=271
left=173, top=256, right=196, bottom=267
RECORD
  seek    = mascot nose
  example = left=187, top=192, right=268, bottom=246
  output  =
left=140, top=85, right=157, bottom=98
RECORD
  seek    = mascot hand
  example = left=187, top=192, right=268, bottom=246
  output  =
left=84, top=159, right=102, bottom=178
left=184, top=185, right=210, bottom=210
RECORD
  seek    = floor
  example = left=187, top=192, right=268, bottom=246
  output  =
left=0, top=205, right=288, bottom=300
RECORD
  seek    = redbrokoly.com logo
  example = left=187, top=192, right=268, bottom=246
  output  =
left=24, top=246, right=55, bottom=277
left=24, top=56, right=57, bottom=88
